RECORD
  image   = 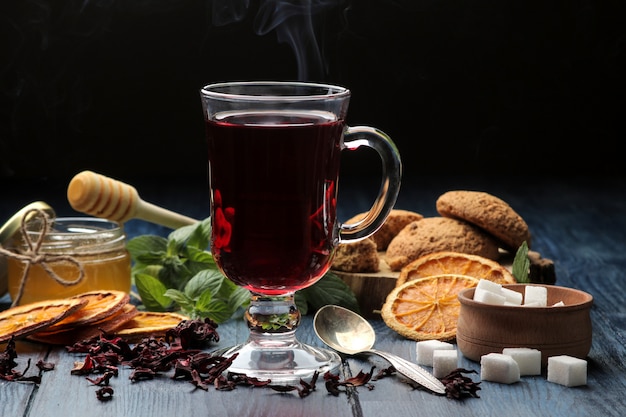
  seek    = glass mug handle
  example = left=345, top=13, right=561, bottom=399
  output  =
left=339, top=126, right=402, bottom=243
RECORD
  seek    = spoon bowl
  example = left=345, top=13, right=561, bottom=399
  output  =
left=313, top=304, right=376, bottom=355
left=313, top=305, right=446, bottom=394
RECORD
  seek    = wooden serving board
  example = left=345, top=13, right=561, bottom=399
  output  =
left=332, top=254, right=399, bottom=319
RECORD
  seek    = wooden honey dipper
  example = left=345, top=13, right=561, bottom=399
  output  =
left=67, top=170, right=199, bottom=229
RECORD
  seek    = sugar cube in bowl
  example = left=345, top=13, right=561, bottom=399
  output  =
left=456, top=284, right=593, bottom=366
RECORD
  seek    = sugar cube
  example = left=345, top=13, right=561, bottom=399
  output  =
left=476, top=279, right=502, bottom=293
left=474, top=287, right=506, bottom=305
left=522, top=301, right=543, bottom=307
left=433, top=349, right=458, bottom=378
left=502, top=347, right=542, bottom=376
left=473, top=279, right=548, bottom=308
left=524, top=285, right=548, bottom=306
left=480, top=353, right=520, bottom=384
left=547, top=355, right=587, bottom=387
left=416, top=340, right=454, bottom=366
left=501, top=287, right=523, bottom=305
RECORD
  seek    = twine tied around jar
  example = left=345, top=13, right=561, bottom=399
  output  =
left=0, top=208, right=85, bottom=307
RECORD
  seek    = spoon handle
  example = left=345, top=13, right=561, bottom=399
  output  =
left=368, top=349, right=446, bottom=394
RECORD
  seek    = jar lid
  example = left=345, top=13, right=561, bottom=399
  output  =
left=0, top=202, right=56, bottom=297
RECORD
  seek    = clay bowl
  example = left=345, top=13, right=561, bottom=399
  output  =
left=456, top=284, right=593, bottom=366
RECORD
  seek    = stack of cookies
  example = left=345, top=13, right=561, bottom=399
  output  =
left=333, top=190, right=532, bottom=274
left=387, top=190, right=532, bottom=271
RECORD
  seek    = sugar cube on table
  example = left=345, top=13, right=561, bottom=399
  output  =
left=416, top=340, right=454, bottom=366
left=502, top=347, right=542, bottom=376
left=547, top=355, right=587, bottom=387
left=433, top=349, right=458, bottom=378
left=524, top=285, right=548, bottom=306
left=480, top=353, right=520, bottom=384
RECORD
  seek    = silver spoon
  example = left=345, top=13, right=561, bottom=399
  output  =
left=313, top=304, right=446, bottom=394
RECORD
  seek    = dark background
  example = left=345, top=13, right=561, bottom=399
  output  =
left=1, top=0, right=625, bottom=218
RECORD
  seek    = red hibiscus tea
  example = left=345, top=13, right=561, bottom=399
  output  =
left=205, top=110, right=345, bottom=295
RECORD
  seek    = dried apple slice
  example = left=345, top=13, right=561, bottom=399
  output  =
left=45, top=290, right=130, bottom=331
left=0, top=298, right=87, bottom=343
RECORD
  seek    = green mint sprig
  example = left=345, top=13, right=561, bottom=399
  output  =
left=127, top=218, right=360, bottom=323
left=512, top=241, right=531, bottom=283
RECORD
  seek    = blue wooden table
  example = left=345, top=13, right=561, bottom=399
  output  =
left=1, top=175, right=625, bottom=416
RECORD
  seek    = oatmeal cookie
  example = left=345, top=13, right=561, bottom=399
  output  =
left=332, top=238, right=380, bottom=273
left=436, top=190, right=531, bottom=251
left=385, top=217, right=500, bottom=271
left=346, top=209, right=423, bottom=251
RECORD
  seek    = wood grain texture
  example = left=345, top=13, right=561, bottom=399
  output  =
left=332, top=257, right=399, bottom=318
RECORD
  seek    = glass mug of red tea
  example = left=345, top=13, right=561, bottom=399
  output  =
left=200, top=81, right=401, bottom=383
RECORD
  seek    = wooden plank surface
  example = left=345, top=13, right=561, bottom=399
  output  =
left=3, top=313, right=624, bottom=417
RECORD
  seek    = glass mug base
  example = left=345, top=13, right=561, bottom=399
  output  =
left=211, top=293, right=341, bottom=384
left=212, top=334, right=342, bottom=384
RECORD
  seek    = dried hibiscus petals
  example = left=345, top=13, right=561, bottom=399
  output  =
left=344, top=366, right=375, bottom=387
left=324, top=366, right=377, bottom=396
left=129, top=366, right=158, bottom=381
left=96, top=386, right=114, bottom=401
left=268, top=371, right=319, bottom=398
left=211, top=371, right=263, bottom=391
left=65, top=318, right=222, bottom=400
left=0, top=337, right=19, bottom=376
left=0, top=337, right=49, bottom=384
left=172, top=352, right=241, bottom=389
left=166, top=318, right=220, bottom=349
left=373, top=366, right=396, bottom=380
left=36, top=359, right=55, bottom=371
left=439, top=368, right=481, bottom=399
left=86, top=371, right=115, bottom=386
left=70, top=353, right=119, bottom=376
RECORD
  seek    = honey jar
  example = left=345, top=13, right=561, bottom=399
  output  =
left=6, top=216, right=131, bottom=305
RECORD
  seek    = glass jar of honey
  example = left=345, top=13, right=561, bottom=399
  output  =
left=6, top=217, right=131, bottom=305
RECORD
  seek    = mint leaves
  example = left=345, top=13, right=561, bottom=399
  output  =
left=127, top=218, right=360, bottom=323
left=296, top=272, right=360, bottom=315
left=127, top=218, right=250, bottom=323
left=512, top=241, right=531, bottom=283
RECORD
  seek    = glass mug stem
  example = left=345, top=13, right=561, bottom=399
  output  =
left=245, top=294, right=300, bottom=333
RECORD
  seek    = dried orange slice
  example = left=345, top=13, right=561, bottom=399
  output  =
left=45, top=290, right=130, bottom=331
left=112, top=311, right=188, bottom=341
left=28, top=303, right=139, bottom=346
left=381, top=274, right=479, bottom=341
left=396, top=251, right=516, bottom=287
left=0, top=298, right=87, bottom=343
